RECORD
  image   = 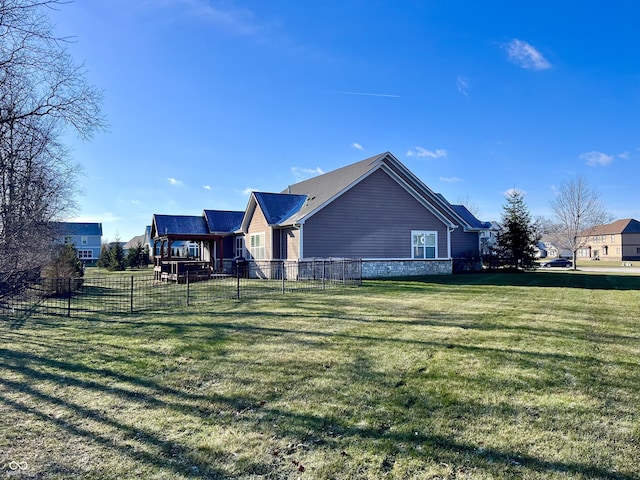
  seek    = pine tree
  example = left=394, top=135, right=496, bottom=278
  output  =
left=96, top=244, right=111, bottom=268
left=108, top=238, right=126, bottom=271
left=497, top=191, right=540, bottom=270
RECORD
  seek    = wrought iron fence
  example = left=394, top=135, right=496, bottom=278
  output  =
left=1, top=259, right=361, bottom=319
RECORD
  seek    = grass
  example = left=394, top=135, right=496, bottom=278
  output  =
left=1, top=271, right=639, bottom=479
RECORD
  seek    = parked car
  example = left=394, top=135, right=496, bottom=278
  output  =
left=541, top=258, right=573, bottom=268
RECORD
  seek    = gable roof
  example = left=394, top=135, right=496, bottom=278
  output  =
left=273, top=152, right=487, bottom=230
left=253, top=192, right=308, bottom=225
left=123, top=235, right=145, bottom=249
left=53, top=222, right=102, bottom=237
left=153, top=214, right=209, bottom=237
left=203, top=210, right=244, bottom=234
left=450, top=205, right=492, bottom=230
left=586, top=218, right=640, bottom=236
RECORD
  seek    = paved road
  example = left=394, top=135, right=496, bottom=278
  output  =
left=542, top=266, right=640, bottom=274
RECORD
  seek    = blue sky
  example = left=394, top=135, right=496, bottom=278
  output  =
left=51, top=1, right=640, bottom=242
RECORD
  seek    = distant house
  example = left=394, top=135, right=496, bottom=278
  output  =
left=52, top=222, right=102, bottom=266
left=150, top=152, right=490, bottom=278
left=576, top=218, right=640, bottom=261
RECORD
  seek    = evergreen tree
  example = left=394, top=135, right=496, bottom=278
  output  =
left=108, top=238, right=126, bottom=271
left=497, top=191, right=540, bottom=270
left=96, top=244, right=111, bottom=268
left=126, top=241, right=149, bottom=269
left=41, top=242, right=84, bottom=295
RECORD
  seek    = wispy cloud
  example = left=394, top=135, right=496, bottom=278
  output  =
left=352, top=143, right=364, bottom=151
left=155, top=0, right=265, bottom=37
left=241, top=187, right=255, bottom=196
left=338, top=91, right=401, bottom=98
left=440, top=176, right=462, bottom=183
left=580, top=151, right=614, bottom=167
left=407, top=147, right=447, bottom=159
left=618, top=151, right=630, bottom=160
left=292, top=166, right=324, bottom=180
left=456, top=76, right=470, bottom=96
left=168, top=177, right=184, bottom=186
left=68, top=213, right=121, bottom=223
left=505, top=39, right=551, bottom=70
left=504, top=188, right=526, bottom=197
left=202, top=184, right=211, bottom=190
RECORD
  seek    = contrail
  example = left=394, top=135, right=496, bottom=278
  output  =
left=338, top=91, right=401, bottom=98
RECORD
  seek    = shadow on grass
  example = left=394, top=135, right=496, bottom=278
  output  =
left=380, top=270, right=640, bottom=290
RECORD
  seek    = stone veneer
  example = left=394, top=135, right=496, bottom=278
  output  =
left=361, top=259, right=452, bottom=278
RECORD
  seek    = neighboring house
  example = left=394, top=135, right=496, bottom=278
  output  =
left=150, top=152, right=490, bottom=278
left=52, top=222, right=103, bottom=266
left=123, top=235, right=146, bottom=256
left=576, top=218, right=640, bottom=261
left=538, top=234, right=572, bottom=259
left=479, top=221, right=501, bottom=256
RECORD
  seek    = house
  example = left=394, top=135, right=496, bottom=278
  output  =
left=149, top=210, right=244, bottom=281
left=150, top=152, right=490, bottom=279
left=576, top=218, right=640, bottom=262
left=52, top=222, right=103, bottom=266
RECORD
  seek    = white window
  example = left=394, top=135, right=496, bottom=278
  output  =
left=412, top=231, right=437, bottom=259
left=77, top=249, right=93, bottom=259
left=235, top=237, right=245, bottom=258
left=81, top=236, right=88, bottom=245
left=250, top=233, right=266, bottom=260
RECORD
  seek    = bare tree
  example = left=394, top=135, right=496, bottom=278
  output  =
left=0, top=0, right=104, bottom=294
left=550, top=175, right=611, bottom=270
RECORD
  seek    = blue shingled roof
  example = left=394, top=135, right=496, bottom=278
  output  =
left=203, top=210, right=244, bottom=233
left=450, top=205, right=492, bottom=229
left=253, top=192, right=307, bottom=225
left=53, top=222, right=102, bottom=236
left=153, top=215, right=209, bottom=235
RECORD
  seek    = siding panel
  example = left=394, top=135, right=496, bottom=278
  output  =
left=303, top=169, right=448, bottom=258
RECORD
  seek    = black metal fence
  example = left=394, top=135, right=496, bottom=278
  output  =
left=1, top=259, right=361, bottom=319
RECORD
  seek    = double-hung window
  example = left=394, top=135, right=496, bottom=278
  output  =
left=412, top=231, right=437, bottom=259
left=250, top=233, right=266, bottom=260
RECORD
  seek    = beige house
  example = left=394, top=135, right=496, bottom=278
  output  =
left=576, top=218, right=640, bottom=261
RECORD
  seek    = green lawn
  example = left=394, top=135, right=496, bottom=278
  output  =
left=1, top=272, right=639, bottom=479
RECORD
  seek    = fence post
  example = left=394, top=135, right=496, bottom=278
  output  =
left=67, top=277, right=71, bottom=317
left=236, top=265, right=241, bottom=300
left=322, top=261, right=326, bottom=289
left=130, top=276, right=134, bottom=313
left=281, top=260, right=285, bottom=294
left=186, top=272, right=190, bottom=307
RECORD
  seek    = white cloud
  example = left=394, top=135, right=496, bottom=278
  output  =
left=168, top=177, right=183, bottom=186
left=580, top=151, right=614, bottom=167
left=440, top=176, right=462, bottom=183
left=352, top=143, right=364, bottom=151
left=241, top=187, right=255, bottom=196
left=202, top=184, right=211, bottom=190
left=504, top=188, right=526, bottom=197
left=618, top=151, right=630, bottom=160
left=291, top=166, right=324, bottom=180
left=67, top=213, right=121, bottom=223
left=505, top=39, right=551, bottom=70
left=456, top=76, right=470, bottom=96
left=407, top=147, right=447, bottom=159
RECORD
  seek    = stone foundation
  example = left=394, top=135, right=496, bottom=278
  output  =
left=361, top=259, right=452, bottom=278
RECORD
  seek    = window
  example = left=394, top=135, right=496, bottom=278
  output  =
left=250, top=233, right=266, bottom=260
left=611, top=235, right=616, bottom=243
left=235, top=237, right=245, bottom=258
left=412, top=231, right=437, bottom=259
left=81, top=236, right=88, bottom=245
left=77, top=249, right=92, bottom=259
left=616, top=247, right=621, bottom=254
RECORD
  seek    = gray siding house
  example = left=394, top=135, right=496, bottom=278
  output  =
left=241, top=152, right=489, bottom=277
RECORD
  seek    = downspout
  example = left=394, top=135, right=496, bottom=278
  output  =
left=447, top=226, right=457, bottom=259
left=298, top=222, right=304, bottom=260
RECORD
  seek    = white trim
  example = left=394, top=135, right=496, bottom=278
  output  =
left=411, top=230, right=438, bottom=259
left=249, top=231, right=266, bottom=260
